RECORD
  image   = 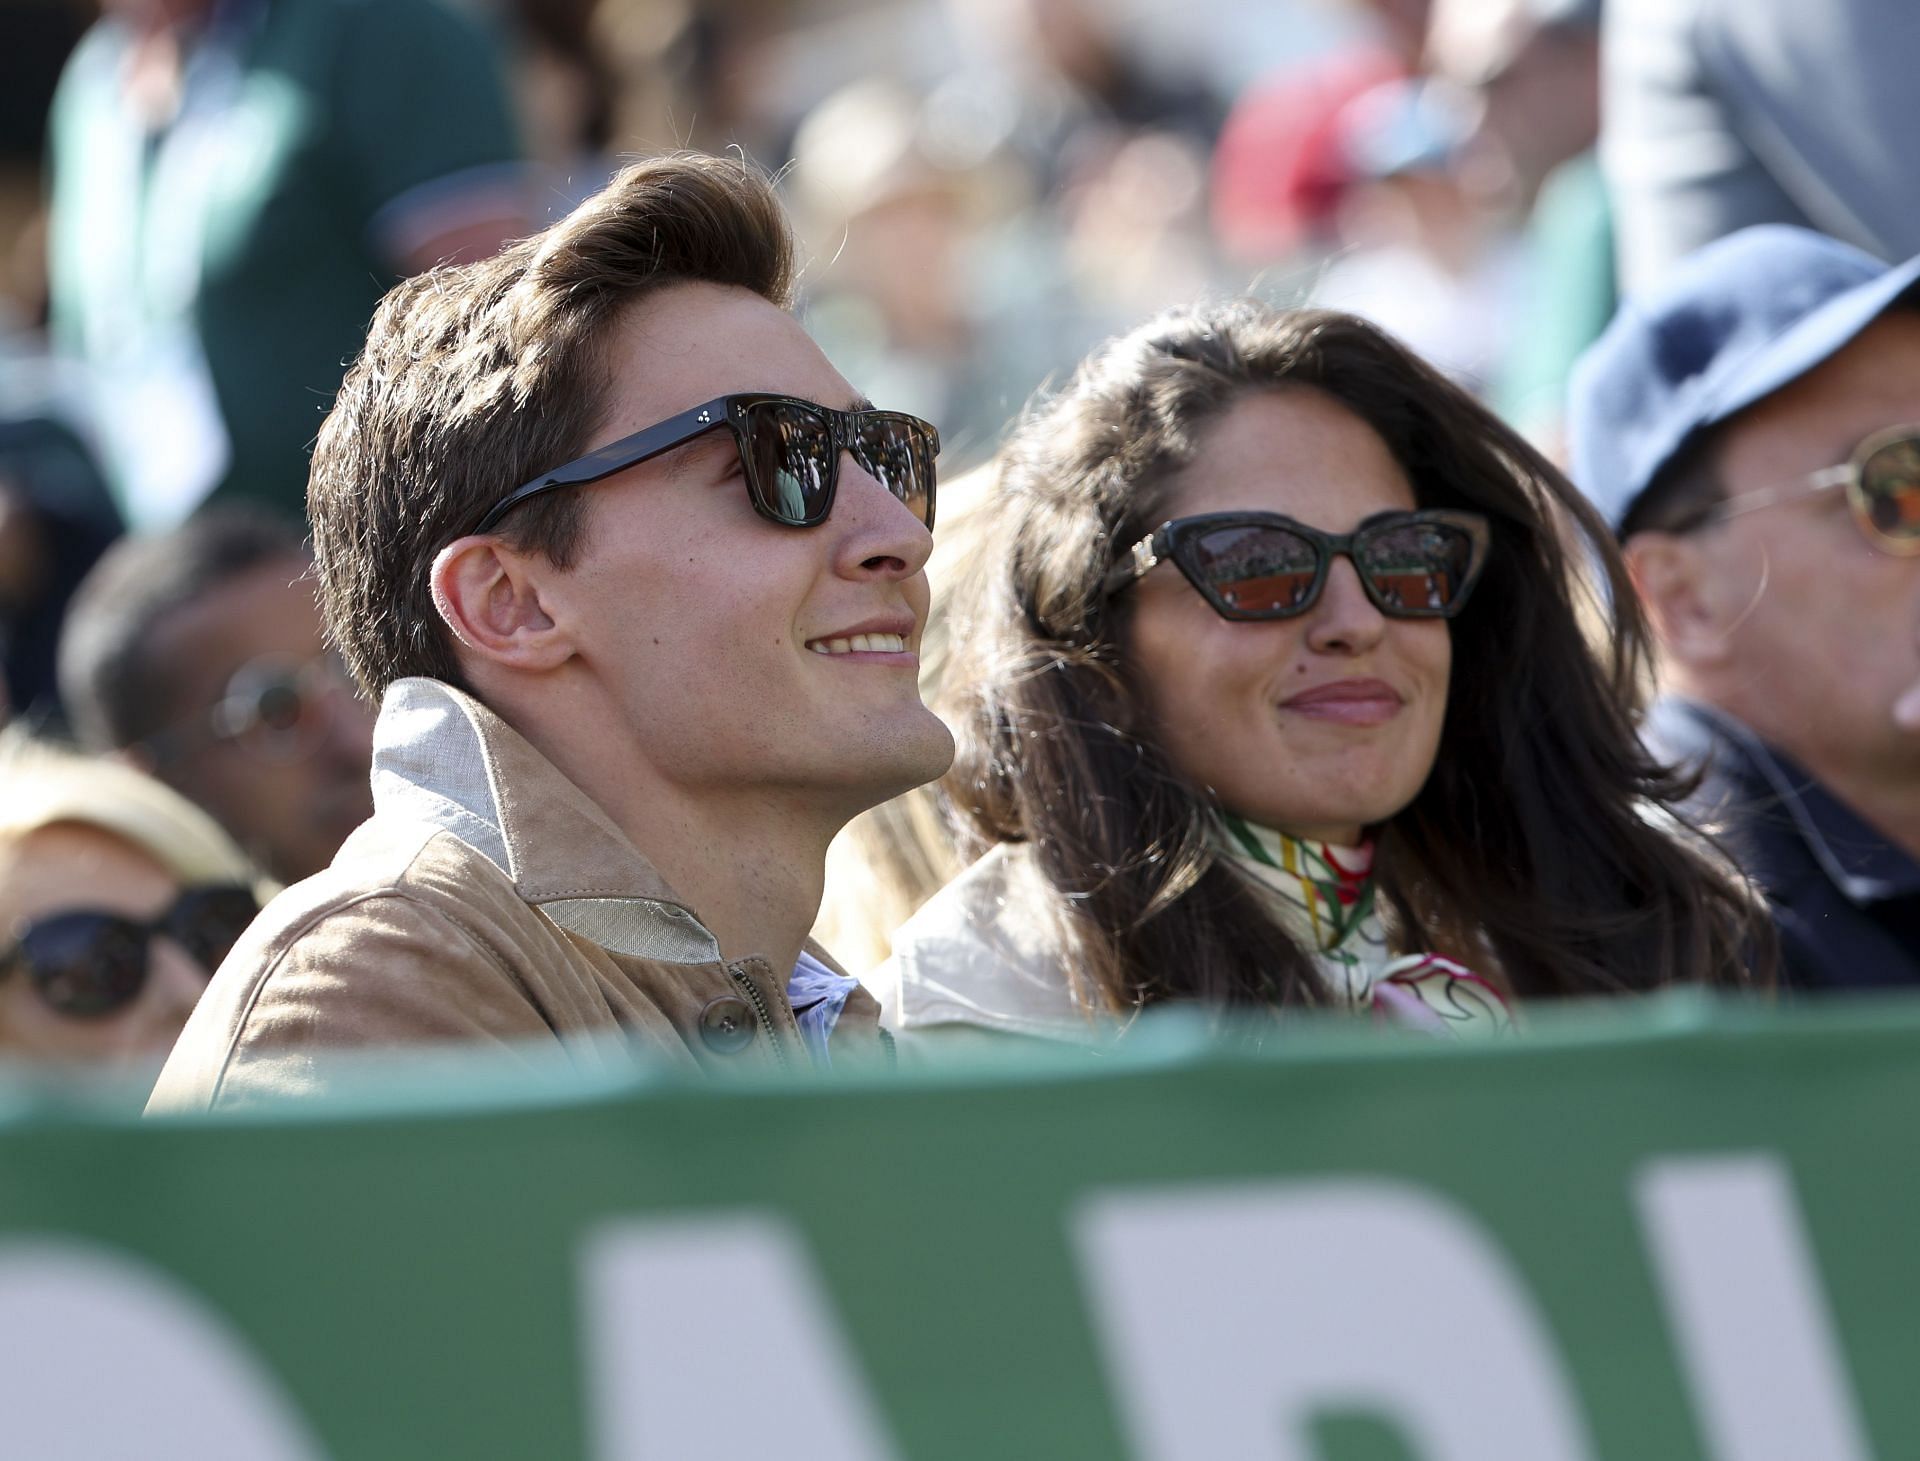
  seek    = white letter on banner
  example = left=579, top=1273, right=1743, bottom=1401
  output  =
left=0, top=1239, right=328, bottom=1460
left=1634, top=1154, right=1871, bottom=1461
left=1074, top=1180, right=1596, bottom=1461
left=581, top=1214, right=900, bottom=1461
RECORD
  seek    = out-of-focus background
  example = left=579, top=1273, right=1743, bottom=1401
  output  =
left=0, top=0, right=1616, bottom=727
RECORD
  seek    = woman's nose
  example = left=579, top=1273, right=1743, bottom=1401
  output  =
left=1304, top=556, right=1388, bottom=655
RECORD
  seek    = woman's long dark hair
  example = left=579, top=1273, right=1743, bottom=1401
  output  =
left=943, top=300, right=1768, bottom=1012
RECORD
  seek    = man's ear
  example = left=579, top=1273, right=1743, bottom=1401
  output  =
left=1623, top=531, right=1734, bottom=670
left=430, top=537, right=574, bottom=673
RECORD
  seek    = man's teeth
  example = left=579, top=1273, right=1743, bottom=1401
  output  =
left=808, top=633, right=908, bottom=655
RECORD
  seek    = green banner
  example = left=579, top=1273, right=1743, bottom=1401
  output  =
left=0, top=992, right=1914, bottom=1460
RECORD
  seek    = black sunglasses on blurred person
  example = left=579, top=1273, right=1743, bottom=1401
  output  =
left=471, top=392, right=940, bottom=535
left=143, top=649, right=358, bottom=767
left=0, top=885, right=258, bottom=1018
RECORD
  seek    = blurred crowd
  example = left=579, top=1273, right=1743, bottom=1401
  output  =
left=2, top=0, right=1919, bottom=1095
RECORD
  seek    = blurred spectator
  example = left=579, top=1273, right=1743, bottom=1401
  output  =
left=0, top=405, right=118, bottom=729
left=58, top=507, right=373, bottom=885
left=1604, top=0, right=1920, bottom=292
left=0, top=733, right=260, bottom=1074
left=788, top=77, right=1080, bottom=469
left=1429, top=0, right=1599, bottom=210
left=45, top=0, right=528, bottom=531
left=1428, top=0, right=1609, bottom=449
left=0, top=0, right=120, bottom=730
left=506, top=0, right=622, bottom=219
left=1569, top=226, right=1920, bottom=990
left=1343, top=0, right=1434, bottom=67
left=1210, top=47, right=1403, bottom=270
left=1311, top=76, right=1520, bottom=391
left=0, top=0, right=88, bottom=331
left=934, top=0, right=1224, bottom=328
left=588, top=0, right=806, bottom=164
left=947, top=0, right=1224, bottom=191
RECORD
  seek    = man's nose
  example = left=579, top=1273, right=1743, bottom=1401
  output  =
left=833, top=452, right=934, bottom=579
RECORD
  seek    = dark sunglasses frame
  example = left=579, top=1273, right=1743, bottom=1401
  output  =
left=470, top=392, right=941, bottom=536
left=1699, top=422, right=1920, bottom=555
left=1104, top=508, right=1493, bottom=621
left=0, top=884, right=259, bottom=1018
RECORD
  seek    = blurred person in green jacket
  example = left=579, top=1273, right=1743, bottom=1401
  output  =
left=45, top=0, right=528, bottom=530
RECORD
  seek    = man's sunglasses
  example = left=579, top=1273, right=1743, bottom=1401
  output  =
left=1105, top=509, right=1492, bottom=621
left=0, top=884, right=259, bottom=1019
left=471, top=393, right=940, bottom=536
left=1699, top=423, right=1920, bottom=553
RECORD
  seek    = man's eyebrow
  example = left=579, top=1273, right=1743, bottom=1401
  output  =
left=847, top=393, right=877, bottom=414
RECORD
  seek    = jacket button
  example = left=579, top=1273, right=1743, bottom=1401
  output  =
left=698, top=996, right=756, bottom=1054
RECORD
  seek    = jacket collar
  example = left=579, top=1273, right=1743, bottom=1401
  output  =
left=1646, top=697, right=1920, bottom=905
left=369, top=678, right=723, bottom=964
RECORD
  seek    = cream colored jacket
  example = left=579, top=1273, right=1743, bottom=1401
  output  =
left=866, top=842, right=1117, bottom=1048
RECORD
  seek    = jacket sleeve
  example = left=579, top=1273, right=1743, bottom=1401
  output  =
left=146, top=893, right=562, bottom=1115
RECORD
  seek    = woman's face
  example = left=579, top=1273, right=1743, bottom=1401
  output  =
left=1124, top=386, right=1453, bottom=844
left=0, top=823, right=210, bottom=1069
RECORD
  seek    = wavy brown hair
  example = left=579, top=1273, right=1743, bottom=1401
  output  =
left=311, top=153, right=795, bottom=699
left=943, top=300, right=1768, bottom=1012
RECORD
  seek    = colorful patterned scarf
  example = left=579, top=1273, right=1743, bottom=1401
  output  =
left=1217, top=815, right=1511, bottom=1035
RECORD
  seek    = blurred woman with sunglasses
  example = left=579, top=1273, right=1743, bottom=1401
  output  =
left=869, top=300, right=1768, bottom=1045
left=0, top=735, right=262, bottom=1074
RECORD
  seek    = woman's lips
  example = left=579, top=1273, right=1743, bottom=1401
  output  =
left=1279, top=678, right=1404, bottom=726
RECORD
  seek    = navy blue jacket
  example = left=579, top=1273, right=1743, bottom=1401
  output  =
left=1645, top=698, right=1920, bottom=991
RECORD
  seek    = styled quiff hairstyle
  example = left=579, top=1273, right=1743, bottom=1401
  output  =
left=309, top=154, right=796, bottom=697
left=946, top=300, right=1768, bottom=1013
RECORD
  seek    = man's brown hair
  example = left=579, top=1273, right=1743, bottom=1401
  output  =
left=309, top=153, right=796, bottom=698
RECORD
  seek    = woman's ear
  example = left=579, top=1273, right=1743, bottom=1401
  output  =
left=1622, top=531, right=1733, bottom=670
left=429, top=537, right=574, bottom=673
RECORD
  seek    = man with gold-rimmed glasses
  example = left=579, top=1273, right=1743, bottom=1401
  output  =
left=1571, top=225, right=1920, bottom=989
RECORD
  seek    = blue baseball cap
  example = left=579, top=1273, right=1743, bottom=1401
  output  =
left=1568, top=225, right=1920, bottom=534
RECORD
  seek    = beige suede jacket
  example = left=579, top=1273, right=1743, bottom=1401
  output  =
left=147, top=678, right=885, bottom=1113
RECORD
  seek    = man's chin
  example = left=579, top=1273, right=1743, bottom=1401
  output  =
left=838, top=715, right=956, bottom=809
left=884, top=715, right=957, bottom=794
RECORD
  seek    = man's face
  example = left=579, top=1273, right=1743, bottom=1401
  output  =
left=532, top=281, right=955, bottom=816
left=1692, top=311, right=1920, bottom=785
left=147, top=556, right=374, bottom=882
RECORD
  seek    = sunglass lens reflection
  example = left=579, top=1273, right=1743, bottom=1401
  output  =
left=1860, top=436, right=1920, bottom=543
left=1355, top=520, right=1477, bottom=613
left=746, top=401, right=835, bottom=524
left=850, top=415, right=936, bottom=527
left=1192, top=524, right=1320, bottom=612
